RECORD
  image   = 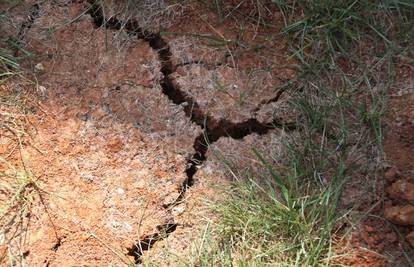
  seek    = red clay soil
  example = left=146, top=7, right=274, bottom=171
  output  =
left=0, top=1, right=295, bottom=265
left=383, top=59, right=414, bottom=263
left=1, top=2, right=201, bottom=265
left=345, top=53, right=414, bottom=266
left=0, top=0, right=413, bottom=266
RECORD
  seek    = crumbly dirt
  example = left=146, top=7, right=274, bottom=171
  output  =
left=165, top=2, right=296, bottom=124
left=1, top=2, right=201, bottom=265
left=0, top=0, right=295, bottom=265
left=141, top=165, right=229, bottom=266
left=382, top=61, right=414, bottom=259
left=346, top=52, right=414, bottom=266
left=171, top=64, right=294, bottom=124
left=0, top=0, right=412, bottom=266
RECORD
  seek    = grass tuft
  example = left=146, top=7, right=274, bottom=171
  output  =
left=274, top=0, right=414, bottom=62
left=0, top=51, right=19, bottom=83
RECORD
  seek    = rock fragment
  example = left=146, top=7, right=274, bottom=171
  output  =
left=384, top=205, right=414, bottom=225
left=387, top=179, right=414, bottom=202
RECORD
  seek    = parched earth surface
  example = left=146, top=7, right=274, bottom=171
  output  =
left=0, top=0, right=297, bottom=265
left=0, top=0, right=413, bottom=266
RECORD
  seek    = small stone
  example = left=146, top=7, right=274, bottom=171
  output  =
left=117, top=188, right=125, bottom=195
left=361, top=230, right=376, bottom=247
left=387, top=179, right=414, bottom=201
left=123, top=222, right=132, bottom=232
left=106, top=137, right=124, bottom=153
left=102, top=104, right=112, bottom=114
left=135, top=178, right=146, bottom=189
left=110, top=221, right=122, bottom=229
left=364, top=225, right=375, bottom=232
left=171, top=204, right=186, bottom=216
left=35, top=63, right=44, bottom=71
left=80, top=173, right=94, bottom=182
left=384, top=205, right=414, bottom=225
left=176, top=66, right=187, bottom=76
left=78, top=113, right=90, bottom=121
left=162, top=192, right=180, bottom=207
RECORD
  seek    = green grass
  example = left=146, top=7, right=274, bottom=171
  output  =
left=188, top=72, right=376, bottom=266
left=0, top=51, right=19, bottom=82
left=1, top=7, right=21, bottom=82
left=273, top=0, right=414, bottom=62
left=177, top=0, right=414, bottom=266
left=198, top=152, right=345, bottom=265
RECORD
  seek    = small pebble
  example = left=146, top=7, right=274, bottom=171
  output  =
left=117, top=188, right=125, bottom=195
left=172, top=205, right=186, bottom=216
left=35, top=63, right=45, bottom=71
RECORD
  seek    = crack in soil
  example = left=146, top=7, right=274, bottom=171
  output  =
left=51, top=237, right=63, bottom=252
left=126, top=223, right=178, bottom=264
left=14, top=2, right=41, bottom=57
left=167, top=117, right=297, bottom=209
left=253, top=86, right=287, bottom=114
left=84, top=1, right=297, bottom=263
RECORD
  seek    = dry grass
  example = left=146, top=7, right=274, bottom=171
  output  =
left=96, top=0, right=185, bottom=32
left=0, top=84, right=45, bottom=265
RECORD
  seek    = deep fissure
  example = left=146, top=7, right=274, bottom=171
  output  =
left=127, top=223, right=178, bottom=264
left=51, top=237, right=63, bottom=252
left=86, top=1, right=296, bottom=263
left=14, top=2, right=41, bottom=57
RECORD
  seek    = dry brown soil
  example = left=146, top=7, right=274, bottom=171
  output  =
left=0, top=0, right=412, bottom=266
left=0, top=1, right=296, bottom=265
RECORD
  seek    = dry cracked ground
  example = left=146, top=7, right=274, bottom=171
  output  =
left=1, top=0, right=413, bottom=266
left=0, top=0, right=298, bottom=265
